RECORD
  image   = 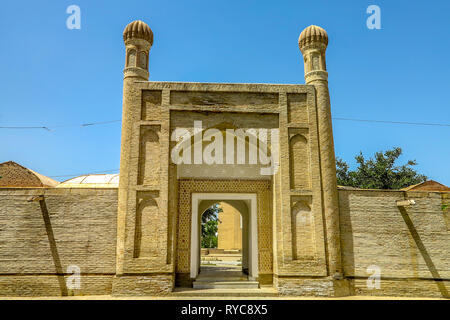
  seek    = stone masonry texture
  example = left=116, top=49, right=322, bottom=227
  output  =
left=0, top=188, right=117, bottom=296
left=0, top=187, right=448, bottom=297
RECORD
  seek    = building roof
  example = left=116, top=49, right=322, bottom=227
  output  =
left=56, top=174, right=119, bottom=188
left=401, top=180, right=450, bottom=192
left=0, top=161, right=59, bottom=188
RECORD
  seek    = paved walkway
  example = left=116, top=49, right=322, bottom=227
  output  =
left=196, top=265, right=248, bottom=281
left=2, top=265, right=445, bottom=300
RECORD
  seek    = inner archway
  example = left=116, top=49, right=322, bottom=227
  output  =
left=191, top=193, right=258, bottom=280
left=199, top=201, right=249, bottom=278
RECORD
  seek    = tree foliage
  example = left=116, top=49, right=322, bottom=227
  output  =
left=201, top=203, right=222, bottom=223
left=201, top=220, right=218, bottom=248
left=336, top=147, right=427, bottom=190
left=201, top=204, right=222, bottom=248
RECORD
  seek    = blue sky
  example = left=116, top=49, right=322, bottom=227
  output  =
left=0, top=0, right=449, bottom=184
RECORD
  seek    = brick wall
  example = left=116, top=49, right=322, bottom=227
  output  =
left=339, top=189, right=450, bottom=298
left=0, top=188, right=117, bottom=296
left=0, top=186, right=448, bottom=297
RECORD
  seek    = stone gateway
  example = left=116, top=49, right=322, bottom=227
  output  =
left=0, top=20, right=448, bottom=298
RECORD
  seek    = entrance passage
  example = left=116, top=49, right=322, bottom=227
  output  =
left=200, top=202, right=243, bottom=272
left=192, top=195, right=259, bottom=289
left=191, top=193, right=258, bottom=285
left=175, top=179, right=272, bottom=288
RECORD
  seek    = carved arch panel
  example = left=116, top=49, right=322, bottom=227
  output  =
left=289, top=130, right=311, bottom=190
left=137, top=125, right=161, bottom=186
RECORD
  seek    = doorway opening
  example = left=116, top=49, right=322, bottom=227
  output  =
left=199, top=201, right=246, bottom=281
left=191, top=193, right=258, bottom=282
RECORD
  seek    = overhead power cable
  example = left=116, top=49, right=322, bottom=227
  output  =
left=1, top=118, right=449, bottom=130
left=0, top=126, right=52, bottom=131
left=332, top=117, right=450, bottom=127
left=0, top=120, right=121, bottom=131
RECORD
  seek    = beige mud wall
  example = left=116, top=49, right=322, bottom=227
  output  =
left=0, top=188, right=117, bottom=296
left=339, top=189, right=450, bottom=298
left=0, top=186, right=448, bottom=298
left=218, top=202, right=243, bottom=251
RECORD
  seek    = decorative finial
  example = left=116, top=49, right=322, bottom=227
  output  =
left=122, top=20, right=153, bottom=80
left=123, top=20, right=153, bottom=45
left=298, top=25, right=328, bottom=53
left=298, top=25, right=329, bottom=84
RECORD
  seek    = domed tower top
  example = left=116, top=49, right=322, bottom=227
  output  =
left=122, top=20, right=153, bottom=80
left=298, top=25, right=329, bottom=84
left=298, top=25, right=328, bottom=53
left=123, top=20, right=154, bottom=45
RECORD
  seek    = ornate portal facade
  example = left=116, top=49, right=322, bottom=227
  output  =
left=113, top=21, right=348, bottom=295
left=0, top=20, right=448, bottom=298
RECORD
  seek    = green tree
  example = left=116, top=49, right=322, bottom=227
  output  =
left=201, top=204, right=222, bottom=248
left=201, top=220, right=218, bottom=248
left=336, top=147, right=427, bottom=190
left=201, top=203, right=222, bottom=224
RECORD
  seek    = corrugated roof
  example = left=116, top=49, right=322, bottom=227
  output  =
left=56, top=174, right=119, bottom=188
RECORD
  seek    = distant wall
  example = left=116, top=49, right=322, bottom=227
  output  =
left=0, top=188, right=117, bottom=296
left=217, top=202, right=243, bottom=251
left=339, top=189, right=450, bottom=298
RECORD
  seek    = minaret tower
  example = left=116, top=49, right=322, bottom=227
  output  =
left=123, top=20, right=153, bottom=80
left=299, top=25, right=343, bottom=279
left=117, top=20, right=153, bottom=275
